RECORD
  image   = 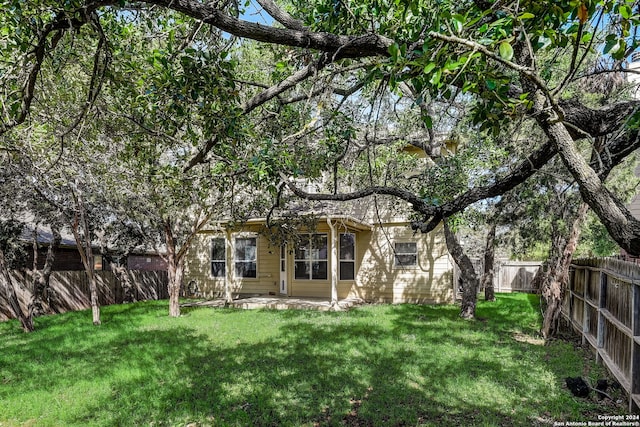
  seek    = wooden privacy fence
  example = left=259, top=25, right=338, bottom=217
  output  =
left=563, top=258, right=640, bottom=412
left=456, top=259, right=542, bottom=295
left=495, top=260, right=541, bottom=293
left=0, top=270, right=169, bottom=321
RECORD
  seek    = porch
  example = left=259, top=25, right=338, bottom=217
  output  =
left=182, top=295, right=365, bottom=311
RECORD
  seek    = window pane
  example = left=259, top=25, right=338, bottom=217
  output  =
left=312, top=234, right=327, bottom=260
left=236, top=261, right=257, bottom=278
left=340, top=234, right=355, bottom=260
left=395, top=242, right=417, bottom=254
left=395, top=254, right=417, bottom=267
left=236, top=237, right=256, bottom=261
left=295, top=261, right=310, bottom=279
left=295, top=235, right=310, bottom=260
left=211, top=238, right=226, bottom=277
left=312, top=261, right=327, bottom=280
left=340, top=261, right=354, bottom=280
left=211, top=238, right=225, bottom=260
left=211, top=261, right=225, bottom=277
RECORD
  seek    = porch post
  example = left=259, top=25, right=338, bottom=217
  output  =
left=327, top=218, right=339, bottom=307
left=224, top=228, right=233, bottom=304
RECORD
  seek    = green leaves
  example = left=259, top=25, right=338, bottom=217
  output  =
left=617, top=2, right=635, bottom=20
left=498, top=41, right=513, bottom=61
left=388, top=42, right=406, bottom=64
left=452, top=14, right=465, bottom=33
left=603, top=35, right=626, bottom=60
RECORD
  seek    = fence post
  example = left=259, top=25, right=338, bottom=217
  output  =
left=596, top=269, right=606, bottom=364
left=568, top=268, right=574, bottom=332
left=581, top=268, right=590, bottom=345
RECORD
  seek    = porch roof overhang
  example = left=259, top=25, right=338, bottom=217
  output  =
left=210, top=215, right=373, bottom=232
left=323, top=215, right=373, bottom=232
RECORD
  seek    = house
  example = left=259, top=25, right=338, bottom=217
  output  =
left=622, top=187, right=640, bottom=262
left=183, top=195, right=455, bottom=304
left=621, top=54, right=640, bottom=261
left=21, top=226, right=167, bottom=272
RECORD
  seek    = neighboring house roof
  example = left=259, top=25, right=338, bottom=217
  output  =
left=20, top=225, right=77, bottom=248
left=19, top=223, right=162, bottom=257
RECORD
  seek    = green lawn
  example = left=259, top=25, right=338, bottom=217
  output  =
left=0, top=294, right=626, bottom=426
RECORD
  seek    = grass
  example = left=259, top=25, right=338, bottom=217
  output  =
left=0, top=293, right=626, bottom=426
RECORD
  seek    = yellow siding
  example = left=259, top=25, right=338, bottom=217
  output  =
left=287, top=222, right=332, bottom=298
left=339, top=223, right=454, bottom=304
left=184, top=226, right=280, bottom=298
left=629, top=193, right=640, bottom=220
left=184, top=221, right=454, bottom=303
left=627, top=164, right=640, bottom=219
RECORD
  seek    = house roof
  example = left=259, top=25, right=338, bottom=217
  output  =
left=211, top=214, right=373, bottom=232
left=18, top=223, right=162, bottom=256
left=324, top=215, right=373, bottom=231
left=20, top=225, right=77, bottom=247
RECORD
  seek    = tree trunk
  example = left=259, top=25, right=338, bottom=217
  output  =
left=29, top=226, right=60, bottom=318
left=167, top=260, right=184, bottom=317
left=164, top=220, right=182, bottom=317
left=482, top=222, right=497, bottom=302
left=539, top=233, right=564, bottom=340
left=110, top=262, right=136, bottom=303
left=87, top=265, right=101, bottom=325
left=0, top=250, right=33, bottom=332
left=443, top=221, right=479, bottom=319
left=541, top=117, right=640, bottom=255
left=540, top=202, right=589, bottom=339
left=71, top=190, right=101, bottom=325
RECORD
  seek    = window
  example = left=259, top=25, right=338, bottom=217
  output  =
left=235, top=237, right=257, bottom=278
left=339, top=233, right=355, bottom=280
left=211, top=238, right=226, bottom=277
left=295, top=234, right=328, bottom=280
left=394, top=242, right=417, bottom=267
left=93, top=255, right=103, bottom=271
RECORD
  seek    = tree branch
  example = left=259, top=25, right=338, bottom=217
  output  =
left=241, top=54, right=330, bottom=112
left=0, top=19, right=81, bottom=135
left=280, top=172, right=433, bottom=213
left=137, top=0, right=393, bottom=58
left=254, top=0, right=304, bottom=30
left=186, top=53, right=332, bottom=170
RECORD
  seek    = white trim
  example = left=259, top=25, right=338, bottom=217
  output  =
left=328, top=219, right=338, bottom=304
left=224, top=229, right=233, bottom=303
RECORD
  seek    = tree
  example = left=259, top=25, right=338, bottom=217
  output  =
left=444, top=219, right=480, bottom=319
left=28, top=222, right=61, bottom=318
left=0, top=219, right=33, bottom=332
left=95, top=10, right=280, bottom=316
left=3, top=0, right=640, bottom=329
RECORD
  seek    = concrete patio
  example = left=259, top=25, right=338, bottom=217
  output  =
left=182, top=296, right=365, bottom=311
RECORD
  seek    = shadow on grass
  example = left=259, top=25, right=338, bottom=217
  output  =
left=475, top=293, right=543, bottom=331
left=0, top=296, right=615, bottom=426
